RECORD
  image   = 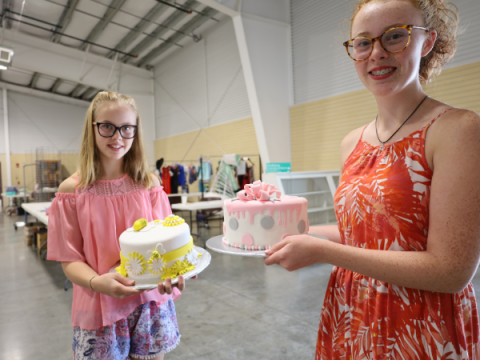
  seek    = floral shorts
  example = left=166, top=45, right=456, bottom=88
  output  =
left=73, top=299, right=180, bottom=360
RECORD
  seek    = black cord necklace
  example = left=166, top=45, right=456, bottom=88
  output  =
left=375, top=95, right=429, bottom=151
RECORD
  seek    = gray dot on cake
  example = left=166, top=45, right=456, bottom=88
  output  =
left=229, top=218, right=239, bottom=230
left=260, top=216, right=274, bottom=229
left=297, top=219, right=306, bottom=234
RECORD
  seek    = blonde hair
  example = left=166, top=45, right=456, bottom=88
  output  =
left=350, top=0, right=459, bottom=83
left=77, top=91, right=153, bottom=189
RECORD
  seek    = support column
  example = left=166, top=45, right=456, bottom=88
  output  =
left=3, top=87, right=12, bottom=187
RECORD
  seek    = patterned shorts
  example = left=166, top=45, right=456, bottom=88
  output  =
left=73, top=299, right=180, bottom=360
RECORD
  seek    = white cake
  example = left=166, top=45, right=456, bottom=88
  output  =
left=116, top=215, right=201, bottom=284
left=223, top=181, right=309, bottom=250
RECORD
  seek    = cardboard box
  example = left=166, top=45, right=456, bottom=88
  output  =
left=37, top=229, right=47, bottom=254
left=24, top=222, right=45, bottom=246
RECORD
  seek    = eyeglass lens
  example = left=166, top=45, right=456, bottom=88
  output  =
left=98, top=123, right=136, bottom=138
left=349, top=27, right=410, bottom=60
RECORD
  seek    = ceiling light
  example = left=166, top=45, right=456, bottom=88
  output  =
left=0, top=65, right=7, bottom=70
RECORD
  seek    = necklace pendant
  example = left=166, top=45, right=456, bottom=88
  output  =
left=380, top=144, right=384, bottom=151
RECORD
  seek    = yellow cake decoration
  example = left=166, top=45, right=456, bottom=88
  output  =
left=133, top=218, right=148, bottom=231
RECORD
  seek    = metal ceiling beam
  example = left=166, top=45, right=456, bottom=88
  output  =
left=70, top=84, right=85, bottom=97
left=81, top=87, right=99, bottom=100
left=51, top=0, right=80, bottom=43
left=29, top=72, right=41, bottom=88
left=136, top=7, right=218, bottom=68
left=105, top=2, right=168, bottom=59
left=1, top=0, right=14, bottom=29
left=123, top=0, right=197, bottom=64
left=80, top=0, right=127, bottom=51
left=50, top=78, right=63, bottom=93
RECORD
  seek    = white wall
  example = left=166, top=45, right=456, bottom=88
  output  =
left=0, top=90, right=87, bottom=154
left=291, top=0, right=480, bottom=105
left=153, top=18, right=251, bottom=139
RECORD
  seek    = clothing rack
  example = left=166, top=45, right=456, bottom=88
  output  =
left=161, top=154, right=261, bottom=198
left=199, top=154, right=261, bottom=199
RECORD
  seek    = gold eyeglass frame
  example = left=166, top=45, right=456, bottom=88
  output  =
left=343, top=24, right=430, bottom=61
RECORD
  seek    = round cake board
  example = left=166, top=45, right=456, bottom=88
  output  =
left=206, top=233, right=330, bottom=259
left=109, top=246, right=211, bottom=290
left=206, top=235, right=269, bottom=258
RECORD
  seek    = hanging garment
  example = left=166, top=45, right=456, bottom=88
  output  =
left=201, top=161, right=212, bottom=184
left=170, top=166, right=179, bottom=194
left=188, top=166, right=197, bottom=184
left=177, top=165, right=186, bottom=186
left=161, top=167, right=171, bottom=194
left=236, top=160, right=247, bottom=176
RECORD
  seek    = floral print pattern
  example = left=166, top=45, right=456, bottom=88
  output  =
left=73, top=300, right=180, bottom=360
left=316, top=110, right=480, bottom=359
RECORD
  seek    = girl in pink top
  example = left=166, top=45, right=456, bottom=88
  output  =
left=47, top=91, right=184, bottom=360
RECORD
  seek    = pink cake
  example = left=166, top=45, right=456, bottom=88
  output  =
left=223, top=181, right=309, bottom=250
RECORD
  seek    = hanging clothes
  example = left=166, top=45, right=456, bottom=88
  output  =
left=201, top=161, right=212, bottom=184
left=188, top=165, right=197, bottom=184
left=170, top=166, right=180, bottom=194
left=161, top=167, right=171, bottom=194
left=177, top=165, right=186, bottom=186
left=236, top=160, right=247, bottom=176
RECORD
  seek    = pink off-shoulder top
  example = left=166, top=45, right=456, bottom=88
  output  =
left=47, top=174, right=181, bottom=330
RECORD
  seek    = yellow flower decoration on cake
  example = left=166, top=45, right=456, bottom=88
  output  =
left=115, top=252, right=129, bottom=277
left=161, top=266, right=178, bottom=281
left=163, top=214, right=185, bottom=227
left=126, top=251, right=147, bottom=276
left=172, top=259, right=194, bottom=276
left=148, top=250, right=166, bottom=275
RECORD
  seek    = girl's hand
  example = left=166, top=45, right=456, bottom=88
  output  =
left=264, top=234, right=326, bottom=271
left=157, top=275, right=198, bottom=295
left=90, top=273, right=145, bottom=299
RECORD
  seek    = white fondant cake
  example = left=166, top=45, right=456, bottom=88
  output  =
left=116, top=215, right=201, bottom=284
left=223, top=181, right=309, bottom=250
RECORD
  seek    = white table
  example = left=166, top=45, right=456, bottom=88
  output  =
left=172, top=200, right=225, bottom=245
left=167, top=192, right=203, bottom=205
left=22, top=202, right=51, bottom=226
left=22, top=202, right=51, bottom=259
left=2, top=192, right=31, bottom=207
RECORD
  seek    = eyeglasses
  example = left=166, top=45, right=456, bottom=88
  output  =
left=343, top=25, right=429, bottom=61
left=93, top=122, right=138, bottom=139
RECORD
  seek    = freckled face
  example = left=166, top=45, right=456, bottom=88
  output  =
left=93, top=102, right=136, bottom=162
left=351, top=0, right=429, bottom=97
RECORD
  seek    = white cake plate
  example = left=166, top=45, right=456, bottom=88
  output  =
left=206, top=235, right=268, bottom=258
left=109, top=246, right=211, bottom=290
left=206, top=233, right=330, bottom=259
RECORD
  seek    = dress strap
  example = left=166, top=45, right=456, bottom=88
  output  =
left=421, top=107, right=454, bottom=138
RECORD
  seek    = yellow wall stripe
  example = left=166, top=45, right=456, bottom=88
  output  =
left=290, top=61, right=480, bottom=172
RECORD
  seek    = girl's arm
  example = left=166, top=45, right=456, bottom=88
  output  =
left=265, top=109, right=480, bottom=294
left=61, top=261, right=145, bottom=299
left=308, top=225, right=342, bottom=244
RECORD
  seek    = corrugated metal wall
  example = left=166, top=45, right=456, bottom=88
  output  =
left=153, top=18, right=251, bottom=140
left=291, top=0, right=480, bottom=105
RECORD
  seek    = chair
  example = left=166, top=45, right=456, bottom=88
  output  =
left=196, top=195, right=223, bottom=229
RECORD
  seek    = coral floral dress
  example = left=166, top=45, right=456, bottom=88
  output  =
left=316, top=109, right=480, bottom=359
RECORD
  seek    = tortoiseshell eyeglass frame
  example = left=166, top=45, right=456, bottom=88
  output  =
left=343, top=24, right=430, bottom=61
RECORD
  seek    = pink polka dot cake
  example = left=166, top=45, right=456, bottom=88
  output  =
left=223, top=181, right=309, bottom=250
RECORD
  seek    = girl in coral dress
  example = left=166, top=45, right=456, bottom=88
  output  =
left=48, top=91, right=184, bottom=360
left=265, top=0, right=480, bottom=359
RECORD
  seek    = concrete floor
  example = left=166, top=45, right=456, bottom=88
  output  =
left=1, top=212, right=480, bottom=360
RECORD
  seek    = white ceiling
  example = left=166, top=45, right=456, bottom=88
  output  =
left=0, top=0, right=225, bottom=101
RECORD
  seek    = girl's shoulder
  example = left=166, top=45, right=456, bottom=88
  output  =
left=58, top=174, right=78, bottom=194
left=147, top=173, right=161, bottom=190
